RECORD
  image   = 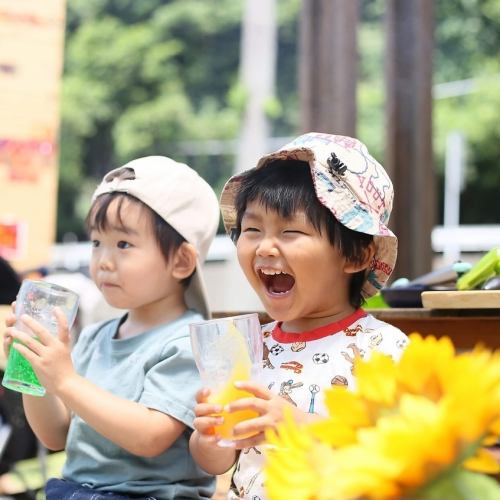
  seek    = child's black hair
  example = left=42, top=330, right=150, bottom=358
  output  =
left=86, top=193, right=192, bottom=286
left=233, top=160, right=373, bottom=309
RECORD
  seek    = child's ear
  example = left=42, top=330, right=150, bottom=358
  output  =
left=344, top=241, right=376, bottom=274
left=171, top=242, right=198, bottom=280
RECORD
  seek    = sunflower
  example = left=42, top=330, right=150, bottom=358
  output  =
left=264, top=334, right=500, bottom=500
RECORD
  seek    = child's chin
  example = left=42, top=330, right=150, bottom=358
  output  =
left=261, top=300, right=294, bottom=321
left=103, top=296, right=128, bottom=310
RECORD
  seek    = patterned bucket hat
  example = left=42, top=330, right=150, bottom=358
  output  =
left=220, top=132, right=398, bottom=298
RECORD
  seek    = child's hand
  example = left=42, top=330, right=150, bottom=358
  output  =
left=190, top=388, right=239, bottom=474
left=2, top=302, right=16, bottom=358
left=225, top=381, right=298, bottom=449
left=7, top=308, right=76, bottom=394
left=192, top=388, right=225, bottom=447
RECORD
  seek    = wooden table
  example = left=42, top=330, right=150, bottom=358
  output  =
left=214, top=309, right=500, bottom=350
left=369, top=308, right=500, bottom=349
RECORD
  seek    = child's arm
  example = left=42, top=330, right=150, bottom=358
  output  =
left=21, top=394, right=72, bottom=450
left=8, top=313, right=186, bottom=457
left=189, top=388, right=238, bottom=475
left=222, top=380, right=321, bottom=450
left=4, top=307, right=71, bottom=450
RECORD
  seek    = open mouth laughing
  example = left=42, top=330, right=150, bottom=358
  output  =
left=258, top=268, right=295, bottom=295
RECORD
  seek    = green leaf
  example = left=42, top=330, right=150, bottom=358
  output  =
left=416, top=469, right=500, bottom=500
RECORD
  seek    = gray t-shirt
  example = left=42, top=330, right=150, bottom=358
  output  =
left=62, top=310, right=215, bottom=499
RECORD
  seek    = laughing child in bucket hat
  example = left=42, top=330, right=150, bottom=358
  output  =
left=4, top=157, right=219, bottom=499
left=189, top=133, right=409, bottom=499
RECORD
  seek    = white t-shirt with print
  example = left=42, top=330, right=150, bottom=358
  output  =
left=227, top=309, right=409, bottom=500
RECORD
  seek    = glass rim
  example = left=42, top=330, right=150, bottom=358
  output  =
left=189, top=312, right=260, bottom=328
left=20, top=279, right=79, bottom=299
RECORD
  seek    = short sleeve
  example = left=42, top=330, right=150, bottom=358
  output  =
left=139, top=335, right=201, bottom=429
left=376, top=327, right=409, bottom=361
left=357, top=315, right=410, bottom=362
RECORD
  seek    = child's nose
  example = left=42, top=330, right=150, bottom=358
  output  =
left=98, top=250, right=115, bottom=271
left=256, top=237, right=279, bottom=257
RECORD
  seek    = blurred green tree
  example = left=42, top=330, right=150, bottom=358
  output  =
left=57, top=0, right=300, bottom=239
left=358, top=0, right=500, bottom=224
left=56, top=0, right=500, bottom=240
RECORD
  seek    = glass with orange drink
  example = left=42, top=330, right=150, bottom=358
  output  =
left=189, top=313, right=262, bottom=446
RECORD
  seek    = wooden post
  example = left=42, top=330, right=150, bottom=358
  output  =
left=385, top=0, right=435, bottom=280
left=299, top=0, right=359, bottom=136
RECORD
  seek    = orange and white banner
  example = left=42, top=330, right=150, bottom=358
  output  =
left=0, top=0, right=66, bottom=269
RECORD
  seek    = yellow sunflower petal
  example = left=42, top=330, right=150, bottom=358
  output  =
left=397, top=334, right=455, bottom=400
left=308, top=417, right=357, bottom=447
left=265, top=417, right=318, bottom=500
left=324, top=386, right=372, bottom=428
left=490, top=418, right=500, bottom=436
left=463, top=447, right=500, bottom=474
left=324, top=445, right=402, bottom=499
left=355, top=351, right=398, bottom=406
left=263, top=334, right=500, bottom=500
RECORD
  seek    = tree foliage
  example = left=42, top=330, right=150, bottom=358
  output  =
left=358, top=0, right=500, bottom=224
left=57, top=0, right=500, bottom=239
left=434, top=0, right=500, bottom=223
left=57, top=0, right=302, bottom=239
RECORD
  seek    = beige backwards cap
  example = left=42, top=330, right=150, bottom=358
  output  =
left=92, top=156, right=219, bottom=318
left=220, top=132, right=398, bottom=298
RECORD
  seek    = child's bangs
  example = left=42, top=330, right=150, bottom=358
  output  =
left=235, top=160, right=329, bottom=235
left=251, top=183, right=313, bottom=222
left=85, top=193, right=143, bottom=233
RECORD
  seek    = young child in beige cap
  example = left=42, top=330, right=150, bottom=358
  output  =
left=189, top=133, right=409, bottom=499
left=4, top=157, right=219, bottom=499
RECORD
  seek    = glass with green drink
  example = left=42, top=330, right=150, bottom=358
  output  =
left=2, top=280, right=79, bottom=396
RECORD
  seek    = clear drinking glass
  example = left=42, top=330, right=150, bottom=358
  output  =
left=190, top=313, right=263, bottom=446
left=2, top=280, right=79, bottom=396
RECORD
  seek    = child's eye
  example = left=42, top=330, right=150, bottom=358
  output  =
left=284, top=229, right=306, bottom=235
left=91, top=240, right=100, bottom=248
left=117, top=241, right=131, bottom=249
left=242, top=226, right=259, bottom=233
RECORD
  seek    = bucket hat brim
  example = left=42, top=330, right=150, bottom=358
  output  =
left=220, top=135, right=398, bottom=298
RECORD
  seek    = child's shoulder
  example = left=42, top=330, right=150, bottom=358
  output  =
left=160, top=310, right=204, bottom=341
left=354, top=312, right=409, bottom=358
left=261, top=320, right=278, bottom=333
left=359, top=312, right=406, bottom=333
left=79, top=317, right=118, bottom=340
left=73, top=317, right=118, bottom=349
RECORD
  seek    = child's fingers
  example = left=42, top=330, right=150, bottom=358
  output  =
left=232, top=414, right=270, bottom=437
left=201, top=434, right=221, bottom=445
left=53, top=308, right=70, bottom=344
left=194, top=402, right=223, bottom=417
left=232, top=431, right=266, bottom=450
left=11, top=340, right=37, bottom=363
left=193, top=415, right=223, bottom=435
left=8, top=328, right=43, bottom=357
left=195, top=387, right=212, bottom=404
left=5, top=311, right=16, bottom=328
left=3, top=331, right=13, bottom=357
left=225, top=397, right=267, bottom=415
left=233, top=381, right=272, bottom=400
left=18, top=315, right=57, bottom=346
left=3, top=305, right=16, bottom=356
